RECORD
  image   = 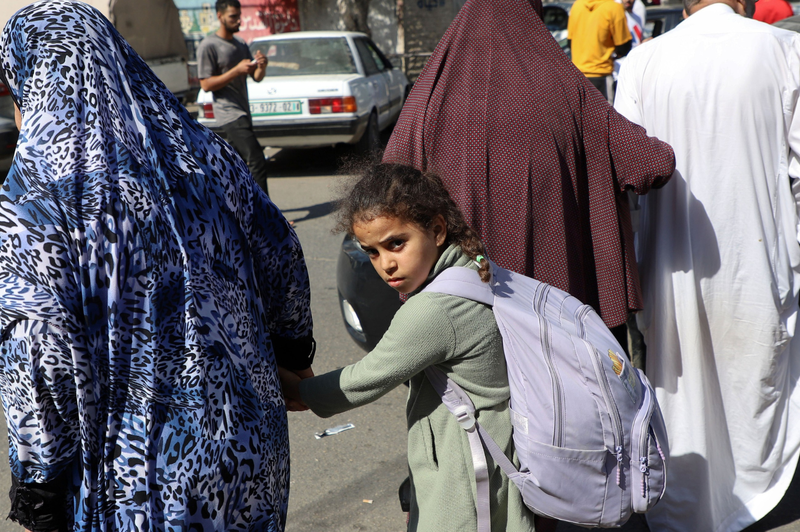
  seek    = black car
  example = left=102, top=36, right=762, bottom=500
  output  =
left=0, top=82, right=18, bottom=161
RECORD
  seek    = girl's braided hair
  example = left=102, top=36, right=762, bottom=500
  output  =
left=334, top=161, right=491, bottom=282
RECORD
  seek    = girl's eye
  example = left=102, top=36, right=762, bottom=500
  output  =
left=389, top=239, right=405, bottom=250
left=361, top=247, right=378, bottom=257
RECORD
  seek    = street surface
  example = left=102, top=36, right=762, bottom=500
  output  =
left=0, top=148, right=796, bottom=531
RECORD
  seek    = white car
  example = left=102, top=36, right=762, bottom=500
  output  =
left=196, top=31, right=410, bottom=151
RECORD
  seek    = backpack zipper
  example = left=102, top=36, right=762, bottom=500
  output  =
left=588, top=343, right=625, bottom=483
left=631, top=381, right=664, bottom=504
left=539, top=314, right=565, bottom=447
left=533, top=284, right=565, bottom=447
left=576, top=306, right=591, bottom=338
left=533, top=282, right=550, bottom=312
left=577, top=305, right=625, bottom=485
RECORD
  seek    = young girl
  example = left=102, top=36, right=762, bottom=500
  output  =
left=282, top=164, right=536, bottom=531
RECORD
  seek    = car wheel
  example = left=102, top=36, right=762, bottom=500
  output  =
left=356, top=111, right=380, bottom=155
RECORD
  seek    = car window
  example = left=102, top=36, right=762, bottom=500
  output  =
left=250, top=37, right=357, bottom=77
left=643, top=9, right=683, bottom=39
left=542, top=6, right=569, bottom=33
left=644, top=19, right=663, bottom=39
left=354, top=38, right=382, bottom=76
left=365, top=39, right=394, bottom=71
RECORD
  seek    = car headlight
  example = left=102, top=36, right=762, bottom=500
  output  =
left=340, top=298, right=364, bottom=333
left=342, top=235, right=366, bottom=257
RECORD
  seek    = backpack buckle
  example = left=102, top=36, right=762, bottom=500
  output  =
left=453, top=404, right=476, bottom=431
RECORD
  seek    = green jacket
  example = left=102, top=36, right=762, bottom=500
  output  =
left=300, top=245, right=536, bottom=532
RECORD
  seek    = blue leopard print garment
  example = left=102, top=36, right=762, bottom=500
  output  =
left=0, top=1, right=312, bottom=530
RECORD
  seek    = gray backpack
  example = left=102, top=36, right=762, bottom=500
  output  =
left=422, top=262, right=669, bottom=530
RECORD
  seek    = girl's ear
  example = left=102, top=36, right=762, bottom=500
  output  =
left=431, top=214, right=447, bottom=247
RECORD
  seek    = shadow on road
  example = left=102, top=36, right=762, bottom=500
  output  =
left=267, top=146, right=352, bottom=178
left=283, top=200, right=336, bottom=225
left=266, top=125, right=395, bottom=179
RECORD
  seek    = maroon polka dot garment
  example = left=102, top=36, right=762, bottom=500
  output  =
left=383, top=0, right=675, bottom=328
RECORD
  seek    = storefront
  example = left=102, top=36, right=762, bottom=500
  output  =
left=175, top=0, right=301, bottom=58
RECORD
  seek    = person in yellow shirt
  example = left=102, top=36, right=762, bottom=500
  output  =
left=568, top=0, right=632, bottom=102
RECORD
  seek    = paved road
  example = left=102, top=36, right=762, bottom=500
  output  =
left=0, top=148, right=797, bottom=531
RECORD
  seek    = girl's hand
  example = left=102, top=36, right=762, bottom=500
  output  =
left=279, top=367, right=309, bottom=411
left=292, top=367, right=314, bottom=380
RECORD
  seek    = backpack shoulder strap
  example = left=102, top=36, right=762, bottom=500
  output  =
left=424, top=365, right=524, bottom=532
left=422, top=266, right=494, bottom=306
left=423, top=365, right=491, bottom=532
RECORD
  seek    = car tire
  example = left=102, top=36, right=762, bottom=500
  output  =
left=356, top=111, right=380, bottom=155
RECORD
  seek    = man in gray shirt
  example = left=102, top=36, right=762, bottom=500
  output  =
left=198, top=0, right=270, bottom=195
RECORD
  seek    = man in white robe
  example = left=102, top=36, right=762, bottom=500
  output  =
left=615, top=0, right=800, bottom=530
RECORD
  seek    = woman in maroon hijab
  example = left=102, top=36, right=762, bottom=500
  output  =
left=383, top=0, right=675, bottom=340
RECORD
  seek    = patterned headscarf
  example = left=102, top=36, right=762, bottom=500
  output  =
left=0, top=1, right=310, bottom=529
left=0, top=0, right=237, bottom=189
left=384, top=0, right=675, bottom=327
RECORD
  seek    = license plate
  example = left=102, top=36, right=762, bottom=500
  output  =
left=250, top=100, right=302, bottom=116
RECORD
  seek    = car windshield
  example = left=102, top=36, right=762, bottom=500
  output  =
left=542, top=6, right=569, bottom=33
left=251, top=38, right=358, bottom=77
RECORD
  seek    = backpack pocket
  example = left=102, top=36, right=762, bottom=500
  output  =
left=518, top=439, right=612, bottom=526
left=629, top=370, right=668, bottom=513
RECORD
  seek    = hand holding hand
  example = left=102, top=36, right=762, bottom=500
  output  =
left=291, top=367, right=314, bottom=380
left=279, top=367, right=309, bottom=411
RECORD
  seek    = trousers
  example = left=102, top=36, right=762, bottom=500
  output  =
left=222, top=115, right=269, bottom=196
left=587, top=75, right=615, bottom=104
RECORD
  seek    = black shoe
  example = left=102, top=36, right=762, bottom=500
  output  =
left=398, top=476, right=411, bottom=513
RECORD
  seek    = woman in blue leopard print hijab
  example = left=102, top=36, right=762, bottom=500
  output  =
left=0, top=1, right=315, bottom=530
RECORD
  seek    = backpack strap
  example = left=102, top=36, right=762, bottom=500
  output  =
left=423, top=366, right=492, bottom=532
left=422, top=266, right=494, bottom=306
left=424, top=366, right=524, bottom=532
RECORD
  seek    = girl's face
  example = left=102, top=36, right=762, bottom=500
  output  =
left=353, top=214, right=447, bottom=294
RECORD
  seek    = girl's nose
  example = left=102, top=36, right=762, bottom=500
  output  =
left=381, top=255, right=396, bottom=274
